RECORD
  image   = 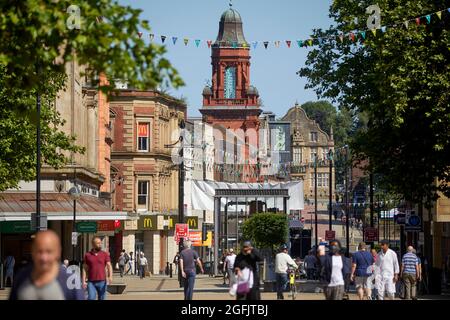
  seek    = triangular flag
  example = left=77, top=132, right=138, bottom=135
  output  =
left=371, top=29, right=377, bottom=37
left=425, top=14, right=431, bottom=24
left=437, top=11, right=442, bottom=20
left=207, top=40, right=212, bottom=48
left=416, top=17, right=421, bottom=25
left=308, top=39, right=313, bottom=46
left=381, top=26, right=387, bottom=33
left=161, top=35, right=166, bottom=43
left=448, top=8, right=450, bottom=13
left=252, top=41, right=258, bottom=49
left=274, top=41, right=280, bottom=48
left=360, top=31, right=366, bottom=39
left=318, top=38, right=324, bottom=44
left=195, top=39, right=201, bottom=47
left=263, top=41, right=269, bottom=49
left=138, top=32, right=143, bottom=39
left=339, top=34, right=344, bottom=43
left=184, top=38, right=189, bottom=46
left=404, top=20, right=409, bottom=29
left=297, top=40, right=303, bottom=48
left=149, top=34, right=154, bottom=41
left=232, top=41, right=237, bottom=48
left=286, top=40, right=291, bottom=48
left=172, top=37, right=178, bottom=45
left=349, top=32, right=355, bottom=41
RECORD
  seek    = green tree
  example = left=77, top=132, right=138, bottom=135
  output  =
left=298, top=0, right=450, bottom=205
left=0, top=0, right=184, bottom=105
left=0, top=66, right=84, bottom=191
left=242, top=213, right=288, bottom=250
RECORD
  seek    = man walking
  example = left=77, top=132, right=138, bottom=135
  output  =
left=82, top=237, right=113, bottom=300
left=4, top=253, right=15, bottom=287
left=139, top=252, right=148, bottom=279
left=320, top=240, right=350, bottom=300
left=376, top=239, right=400, bottom=300
left=9, top=231, right=84, bottom=300
left=401, top=246, right=420, bottom=300
left=125, top=251, right=134, bottom=275
left=118, top=251, right=126, bottom=277
left=224, top=248, right=237, bottom=287
left=275, top=244, right=298, bottom=300
left=304, top=250, right=317, bottom=280
left=351, top=242, right=375, bottom=300
left=180, top=240, right=204, bottom=300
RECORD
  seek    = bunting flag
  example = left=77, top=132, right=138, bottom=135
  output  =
left=138, top=32, right=143, bottom=39
left=195, top=39, right=201, bottom=47
left=297, top=40, right=303, bottom=48
left=252, top=41, right=258, bottom=49
left=172, top=37, right=178, bottom=45
left=274, top=40, right=280, bottom=48
left=426, top=14, right=431, bottom=24
left=416, top=17, right=421, bottom=25
left=161, top=35, right=166, bottom=43
left=371, top=29, right=377, bottom=37
left=404, top=20, right=409, bottom=28
left=207, top=40, right=212, bottom=48
left=308, top=39, right=313, bottom=46
left=184, top=38, right=189, bottom=46
left=349, top=32, right=355, bottom=41
left=149, top=34, right=154, bottom=41
left=286, top=40, right=291, bottom=48
left=263, top=41, right=269, bottom=49
left=437, top=11, right=442, bottom=19
left=339, top=34, right=344, bottom=43
left=381, top=26, right=387, bottom=33
left=360, top=31, right=366, bottom=39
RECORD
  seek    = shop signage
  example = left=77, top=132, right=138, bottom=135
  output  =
left=364, top=227, right=379, bottom=242
left=185, top=216, right=199, bottom=229
left=175, top=223, right=189, bottom=244
left=138, top=216, right=158, bottom=231
left=188, top=231, right=203, bottom=247
left=0, top=221, right=31, bottom=233
left=325, top=230, right=335, bottom=241
left=76, top=221, right=97, bottom=233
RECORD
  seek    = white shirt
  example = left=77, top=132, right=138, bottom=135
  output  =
left=329, top=255, right=345, bottom=287
left=225, top=254, right=236, bottom=270
left=139, top=257, right=148, bottom=266
left=275, top=252, right=297, bottom=274
left=376, top=248, right=400, bottom=277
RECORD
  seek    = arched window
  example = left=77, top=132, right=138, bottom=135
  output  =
left=224, top=67, right=236, bottom=99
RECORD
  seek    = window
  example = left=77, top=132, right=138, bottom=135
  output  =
left=310, top=132, right=318, bottom=142
left=311, top=173, right=329, bottom=188
left=137, top=122, right=149, bottom=151
left=137, top=181, right=149, bottom=206
left=224, top=67, right=236, bottom=99
left=310, top=147, right=317, bottom=162
left=293, top=148, right=302, bottom=164
left=322, top=148, right=329, bottom=160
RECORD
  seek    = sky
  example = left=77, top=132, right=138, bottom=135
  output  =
left=118, top=0, right=334, bottom=117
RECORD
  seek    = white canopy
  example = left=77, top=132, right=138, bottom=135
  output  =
left=190, top=180, right=304, bottom=212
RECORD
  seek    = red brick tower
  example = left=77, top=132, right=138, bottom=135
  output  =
left=200, top=6, right=261, bottom=182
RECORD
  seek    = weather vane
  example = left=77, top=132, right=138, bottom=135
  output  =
left=229, top=0, right=233, bottom=8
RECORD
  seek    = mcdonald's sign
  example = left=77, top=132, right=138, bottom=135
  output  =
left=185, top=216, right=199, bottom=229
left=163, top=215, right=178, bottom=230
left=138, top=216, right=157, bottom=230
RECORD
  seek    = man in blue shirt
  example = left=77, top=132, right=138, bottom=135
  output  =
left=401, top=246, right=419, bottom=300
left=350, top=242, right=374, bottom=300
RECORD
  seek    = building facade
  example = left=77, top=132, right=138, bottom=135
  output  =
left=110, top=89, right=186, bottom=274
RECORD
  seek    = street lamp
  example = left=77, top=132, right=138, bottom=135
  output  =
left=68, top=185, right=81, bottom=262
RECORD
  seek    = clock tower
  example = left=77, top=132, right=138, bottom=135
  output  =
left=200, top=5, right=261, bottom=182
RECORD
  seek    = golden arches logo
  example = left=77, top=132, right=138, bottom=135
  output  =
left=186, top=218, right=197, bottom=228
left=143, top=218, right=153, bottom=228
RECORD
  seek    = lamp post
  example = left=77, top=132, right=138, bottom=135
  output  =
left=314, top=156, right=318, bottom=249
left=328, top=149, right=333, bottom=231
left=68, top=185, right=81, bottom=262
left=344, top=145, right=350, bottom=257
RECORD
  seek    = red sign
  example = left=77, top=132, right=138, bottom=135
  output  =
left=325, top=230, right=336, bottom=241
left=364, top=227, right=379, bottom=242
left=187, top=231, right=203, bottom=247
left=175, top=223, right=189, bottom=244
left=97, top=220, right=121, bottom=232
left=138, top=123, right=148, bottom=137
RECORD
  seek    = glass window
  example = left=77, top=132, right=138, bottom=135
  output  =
left=137, top=181, right=149, bottom=206
left=310, top=132, right=318, bottom=142
left=310, top=147, right=317, bottom=162
left=137, top=122, right=149, bottom=151
left=224, top=67, right=236, bottom=99
left=293, top=148, right=302, bottom=164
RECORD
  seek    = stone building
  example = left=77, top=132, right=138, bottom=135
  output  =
left=109, top=88, right=186, bottom=274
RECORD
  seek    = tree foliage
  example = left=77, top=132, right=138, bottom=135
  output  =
left=298, top=0, right=450, bottom=204
left=0, top=0, right=184, bottom=106
left=242, top=213, right=288, bottom=250
left=0, top=66, right=84, bottom=191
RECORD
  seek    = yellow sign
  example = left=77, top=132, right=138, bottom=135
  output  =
left=138, top=216, right=157, bottom=230
left=202, top=231, right=212, bottom=247
left=185, top=216, right=199, bottom=229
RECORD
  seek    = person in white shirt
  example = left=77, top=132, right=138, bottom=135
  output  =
left=275, top=244, right=298, bottom=300
left=139, top=252, right=148, bottom=279
left=224, top=248, right=237, bottom=287
left=376, top=240, right=400, bottom=300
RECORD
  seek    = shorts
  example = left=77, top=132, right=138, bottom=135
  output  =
left=355, top=276, right=369, bottom=289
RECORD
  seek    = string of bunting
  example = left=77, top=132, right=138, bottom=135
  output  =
left=139, top=7, right=450, bottom=49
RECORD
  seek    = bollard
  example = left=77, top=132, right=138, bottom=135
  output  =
left=170, top=263, right=173, bottom=278
left=165, top=262, right=169, bottom=275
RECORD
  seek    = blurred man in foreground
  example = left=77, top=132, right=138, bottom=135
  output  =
left=9, top=230, right=84, bottom=300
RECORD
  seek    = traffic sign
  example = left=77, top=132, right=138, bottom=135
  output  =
left=395, top=213, right=406, bottom=225
left=364, top=227, right=379, bottom=242
left=405, top=212, right=422, bottom=232
left=325, top=230, right=336, bottom=241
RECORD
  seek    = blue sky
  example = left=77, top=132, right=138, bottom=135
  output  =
left=119, top=0, right=334, bottom=117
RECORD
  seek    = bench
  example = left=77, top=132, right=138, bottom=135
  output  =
left=107, top=283, right=126, bottom=294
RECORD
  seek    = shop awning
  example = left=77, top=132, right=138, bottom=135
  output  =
left=0, top=192, right=128, bottom=222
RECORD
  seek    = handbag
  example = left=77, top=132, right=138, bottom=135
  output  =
left=237, top=270, right=252, bottom=295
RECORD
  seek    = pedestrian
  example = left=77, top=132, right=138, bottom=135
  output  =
left=225, top=248, right=237, bottom=288
left=376, top=239, right=400, bottom=300
left=401, top=246, right=420, bottom=300
left=304, top=250, right=317, bottom=280
left=233, top=241, right=263, bottom=300
left=125, top=251, right=133, bottom=275
left=118, top=250, right=126, bottom=277
left=139, top=252, right=148, bottom=279
left=173, top=252, right=180, bottom=275
left=351, top=242, right=375, bottom=300
left=82, top=237, right=113, bottom=300
left=320, top=239, right=350, bottom=300
left=179, top=240, right=204, bottom=300
left=369, top=248, right=379, bottom=299
left=343, top=250, right=352, bottom=300
left=9, top=230, right=84, bottom=300
left=414, top=249, right=422, bottom=298
left=220, top=250, right=228, bottom=285
left=274, top=244, right=298, bottom=300
left=4, top=252, right=15, bottom=287
left=61, top=259, right=69, bottom=270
